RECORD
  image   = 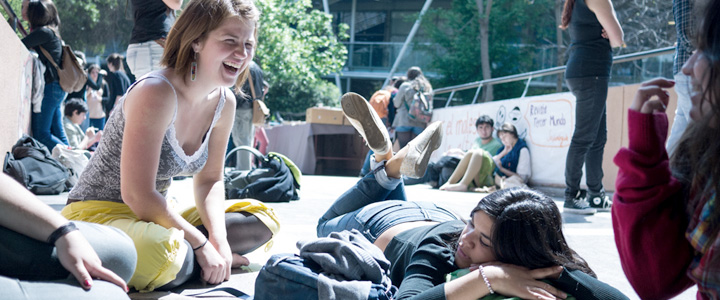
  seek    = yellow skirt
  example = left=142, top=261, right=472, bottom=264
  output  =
left=61, top=199, right=281, bottom=292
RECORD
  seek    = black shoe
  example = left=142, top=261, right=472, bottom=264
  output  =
left=563, top=190, right=596, bottom=215
left=588, top=190, right=612, bottom=212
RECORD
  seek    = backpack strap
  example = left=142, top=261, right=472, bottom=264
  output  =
left=38, top=46, right=61, bottom=71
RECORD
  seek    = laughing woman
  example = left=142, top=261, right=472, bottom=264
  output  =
left=61, top=0, right=279, bottom=292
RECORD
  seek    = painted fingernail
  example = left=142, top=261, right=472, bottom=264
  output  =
left=84, top=279, right=92, bottom=287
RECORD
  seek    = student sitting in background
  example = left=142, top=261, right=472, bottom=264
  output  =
left=63, top=98, right=102, bottom=151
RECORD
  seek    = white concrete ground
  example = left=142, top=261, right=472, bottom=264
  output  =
left=40, top=175, right=697, bottom=299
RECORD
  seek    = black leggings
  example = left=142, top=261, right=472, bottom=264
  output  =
left=158, top=211, right=273, bottom=290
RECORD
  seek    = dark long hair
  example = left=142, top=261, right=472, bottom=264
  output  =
left=559, top=0, right=575, bottom=30
left=472, top=187, right=595, bottom=276
left=26, top=0, right=60, bottom=36
left=671, top=0, right=720, bottom=250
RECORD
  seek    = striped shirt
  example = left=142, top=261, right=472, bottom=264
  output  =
left=673, top=0, right=695, bottom=74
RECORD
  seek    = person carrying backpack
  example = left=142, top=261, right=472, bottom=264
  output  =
left=392, top=66, right=433, bottom=148
left=21, top=0, right=70, bottom=151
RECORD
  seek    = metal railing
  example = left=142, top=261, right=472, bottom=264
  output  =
left=433, top=46, right=675, bottom=107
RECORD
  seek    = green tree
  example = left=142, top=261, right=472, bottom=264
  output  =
left=255, top=0, right=348, bottom=117
left=3, top=0, right=133, bottom=56
left=420, top=0, right=556, bottom=104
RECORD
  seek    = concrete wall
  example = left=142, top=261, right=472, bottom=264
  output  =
left=1, top=20, right=33, bottom=161
left=431, top=83, right=678, bottom=192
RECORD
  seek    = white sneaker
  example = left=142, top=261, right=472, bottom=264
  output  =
left=400, top=121, right=443, bottom=178
left=341, top=93, right=392, bottom=156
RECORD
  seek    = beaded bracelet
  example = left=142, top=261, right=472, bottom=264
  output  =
left=193, top=239, right=208, bottom=251
left=47, top=222, right=79, bottom=246
left=479, top=265, right=495, bottom=294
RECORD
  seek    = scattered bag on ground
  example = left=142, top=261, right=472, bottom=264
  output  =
left=254, top=230, right=397, bottom=300
left=51, top=145, right=90, bottom=188
left=3, top=135, right=70, bottom=195
left=224, top=146, right=300, bottom=202
left=39, top=44, right=87, bottom=93
left=405, top=88, right=433, bottom=123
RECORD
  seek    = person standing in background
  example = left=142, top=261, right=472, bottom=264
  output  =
left=21, top=0, right=69, bottom=151
left=392, top=67, right=432, bottom=149
left=560, top=0, right=623, bottom=215
left=86, top=64, right=108, bottom=130
left=105, top=54, right=131, bottom=116
left=231, top=61, right=264, bottom=170
left=126, top=0, right=182, bottom=78
left=666, top=0, right=695, bottom=155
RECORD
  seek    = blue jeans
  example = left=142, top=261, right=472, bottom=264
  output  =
left=0, top=221, right=136, bottom=299
left=360, top=150, right=374, bottom=176
left=89, top=117, right=106, bottom=130
left=317, top=172, right=459, bottom=242
left=32, top=81, right=69, bottom=150
left=564, top=76, right=609, bottom=199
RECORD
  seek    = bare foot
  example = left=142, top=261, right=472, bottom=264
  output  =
left=440, top=183, right=469, bottom=192
left=232, top=253, right=250, bottom=268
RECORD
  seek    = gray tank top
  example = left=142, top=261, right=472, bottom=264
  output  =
left=68, top=73, right=227, bottom=202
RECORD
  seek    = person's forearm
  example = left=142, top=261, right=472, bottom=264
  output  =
left=0, top=174, right=68, bottom=242
left=125, top=190, right=207, bottom=247
left=445, top=269, right=491, bottom=300
left=193, top=179, right=228, bottom=241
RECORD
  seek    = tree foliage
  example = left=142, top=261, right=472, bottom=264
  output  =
left=255, top=0, right=348, bottom=116
left=420, top=0, right=556, bottom=103
left=3, top=0, right=133, bottom=56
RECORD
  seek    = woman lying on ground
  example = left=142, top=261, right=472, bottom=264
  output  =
left=440, top=123, right=531, bottom=192
left=613, top=0, right=720, bottom=298
left=0, top=173, right=136, bottom=300
left=317, top=93, right=626, bottom=300
left=61, top=0, right=279, bottom=292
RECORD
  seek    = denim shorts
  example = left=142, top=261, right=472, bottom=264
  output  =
left=318, top=200, right=460, bottom=243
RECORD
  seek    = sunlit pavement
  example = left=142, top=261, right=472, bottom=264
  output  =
left=40, top=175, right=697, bottom=299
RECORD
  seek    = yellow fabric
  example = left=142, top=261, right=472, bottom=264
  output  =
left=61, top=199, right=281, bottom=292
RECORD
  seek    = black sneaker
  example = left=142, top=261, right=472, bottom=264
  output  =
left=563, top=190, right=597, bottom=215
left=588, top=191, right=612, bottom=212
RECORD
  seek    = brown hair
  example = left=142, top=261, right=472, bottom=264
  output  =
left=497, top=122, right=519, bottom=139
left=26, top=0, right=60, bottom=36
left=671, top=0, right=720, bottom=251
left=559, top=0, right=575, bottom=30
left=161, top=0, right=260, bottom=86
left=106, top=53, right=125, bottom=72
left=406, top=66, right=432, bottom=93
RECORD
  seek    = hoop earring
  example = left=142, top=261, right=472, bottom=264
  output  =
left=191, top=52, right=198, bottom=81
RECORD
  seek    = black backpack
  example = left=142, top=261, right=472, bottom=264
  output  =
left=3, top=135, right=70, bottom=195
left=224, top=146, right=299, bottom=202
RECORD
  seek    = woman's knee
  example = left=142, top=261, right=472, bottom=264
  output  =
left=75, top=222, right=137, bottom=282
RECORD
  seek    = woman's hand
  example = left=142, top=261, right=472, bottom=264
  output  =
left=482, top=263, right=566, bottom=300
left=194, top=240, right=229, bottom=285
left=211, top=236, right=233, bottom=279
left=55, top=230, right=129, bottom=292
left=630, top=78, right=675, bottom=114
